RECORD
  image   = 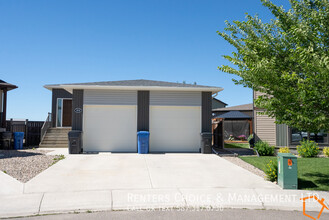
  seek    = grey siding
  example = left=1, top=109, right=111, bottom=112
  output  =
left=137, top=91, right=149, bottom=131
left=150, top=91, right=201, bottom=106
left=72, top=90, right=84, bottom=131
left=202, top=92, right=212, bottom=132
left=84, top=90, right=137, bottom=105
left=276, top=124, right=288, bottom=147
left=51, top=89, right=72, bottom=127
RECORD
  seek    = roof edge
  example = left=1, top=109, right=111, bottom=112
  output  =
left=44, top=84, right=224, bottom=93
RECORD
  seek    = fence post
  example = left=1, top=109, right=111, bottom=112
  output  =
left=25, top=119, right=29, bottom=147
left=10, top=118, right=13, bottom=132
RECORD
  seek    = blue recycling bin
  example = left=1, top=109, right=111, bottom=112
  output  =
left=14, top=132, right=24, bottom=150
left=137, top=131, right=150, bottom=154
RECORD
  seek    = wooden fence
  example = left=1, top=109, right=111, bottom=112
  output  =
left=5, top=119, right=44, bottom=146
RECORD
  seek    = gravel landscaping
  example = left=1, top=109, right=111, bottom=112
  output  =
left=0, top=149, right=64, bottom=183
left=222, top=156, right=267, bottom=179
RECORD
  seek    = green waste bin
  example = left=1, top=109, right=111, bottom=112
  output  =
left=277, top=153, right=298, bottom=189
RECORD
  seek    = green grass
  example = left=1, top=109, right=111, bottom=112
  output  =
left=51, top=154, right=66, bottom=166
left=224, top=143, right=250, bottom=149
left=240, top=156, right=329, bottom=191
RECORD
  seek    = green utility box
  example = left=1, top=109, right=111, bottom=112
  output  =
left=277, top=153, right=298, bottom=189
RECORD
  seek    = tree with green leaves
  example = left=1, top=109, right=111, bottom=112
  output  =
left=218, top=0, right=329, bottom=134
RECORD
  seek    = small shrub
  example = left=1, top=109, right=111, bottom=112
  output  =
left=228, top=135, right=234, bottom=141
left=265, top=160, right=277, bottom=182
left=323, top=147, right=329, bottom=157
left=278, top=147, right=290, bottom=153
left=254, top=141, right=275, bottom=156
left=297, top=140, right=319, bottom=158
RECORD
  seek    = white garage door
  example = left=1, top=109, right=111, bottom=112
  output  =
left=83, top=90, right=137, bottom=152
left=83, top=105, right=137, bottom=152
left=149, top=91, right=202, bottom=152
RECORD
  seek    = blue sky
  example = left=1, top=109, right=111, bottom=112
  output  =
left=0, top=0, right=290, bottom=121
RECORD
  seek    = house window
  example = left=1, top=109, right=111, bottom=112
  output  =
left=291, top=128, right=328, bottom=144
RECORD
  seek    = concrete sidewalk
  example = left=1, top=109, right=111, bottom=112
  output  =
left=0, top=188, right=328, bottom=218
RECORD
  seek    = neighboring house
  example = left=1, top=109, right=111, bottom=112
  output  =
left=212, top=103, right=253, bottom=118
left=253, top=91, right=328, bottom=147
left=0, top=80, right=18, bottom=131
left=212, top=104, right=253, bottom=141
left=42, top=79, right=223, bottom=153
left=212, top=98, right=227, bottom=109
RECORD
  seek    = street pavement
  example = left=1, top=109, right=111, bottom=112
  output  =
left=9, top=209, right=329, bottom=220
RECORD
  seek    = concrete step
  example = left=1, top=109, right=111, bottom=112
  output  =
left=47, top=129, right=71, bottom=134
left=41, top=140, right=69, bottom=145
left=39, top=127, right=71, bottom=148
left=39, top=143, right=69, bottom=148
left=42, top=136, right=69, bottom=140
left=43, top=136, right=69, bottom=141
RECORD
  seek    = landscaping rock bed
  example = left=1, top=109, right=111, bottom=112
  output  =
left=0, top=149, right=63, bottom=183
left=223, top=156, right=267, bottom=179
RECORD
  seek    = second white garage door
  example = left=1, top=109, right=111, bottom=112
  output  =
left=83, top=105, right=137, bottom=152
left=149, top=91, right=202, bottom=153
left=149, top=106, right=201, bottom=152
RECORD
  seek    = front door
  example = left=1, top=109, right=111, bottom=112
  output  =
left=62, top=100, right=72, bottom=127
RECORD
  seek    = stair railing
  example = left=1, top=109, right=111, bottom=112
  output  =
left=40, top=112, right=52, bottom=145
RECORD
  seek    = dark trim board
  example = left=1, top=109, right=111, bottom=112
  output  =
left=202, top=92, right=212, bottom=132
left=72, top=89, right=84, bottom=131
left=1, top=88, right=7, bottom=128
left=51, top=89, right=72, bottom=127
left=137, top=91, right=149, bottom=131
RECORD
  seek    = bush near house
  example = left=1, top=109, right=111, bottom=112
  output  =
left=265, top=160, right=277, bottom=182
left=278, top=147, right=290, bottom=153
left=297, top=140, right=319, bottom=158
left=254, top=141, right=275, bottom=156
left=323, top=147, right=329, bottom=157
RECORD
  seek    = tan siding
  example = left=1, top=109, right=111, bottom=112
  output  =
left=255, top=110, right=276, bottom=146
left=254, top=91, right=268, bottom=99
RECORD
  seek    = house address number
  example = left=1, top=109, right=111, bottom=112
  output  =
left=74, top=108, right=82, bottom=113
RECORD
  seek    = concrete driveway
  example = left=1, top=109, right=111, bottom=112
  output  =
left=24, top=153, right=278, bottom=193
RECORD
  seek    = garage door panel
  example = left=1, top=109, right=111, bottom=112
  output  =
left=83, top=105, right=137, bottom=152
left=150, top=106, right=201, bottom=152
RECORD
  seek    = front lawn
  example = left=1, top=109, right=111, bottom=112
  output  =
left=224, top=142, right=250, bottom=149
left=240, top=156, right=329, bottom=191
